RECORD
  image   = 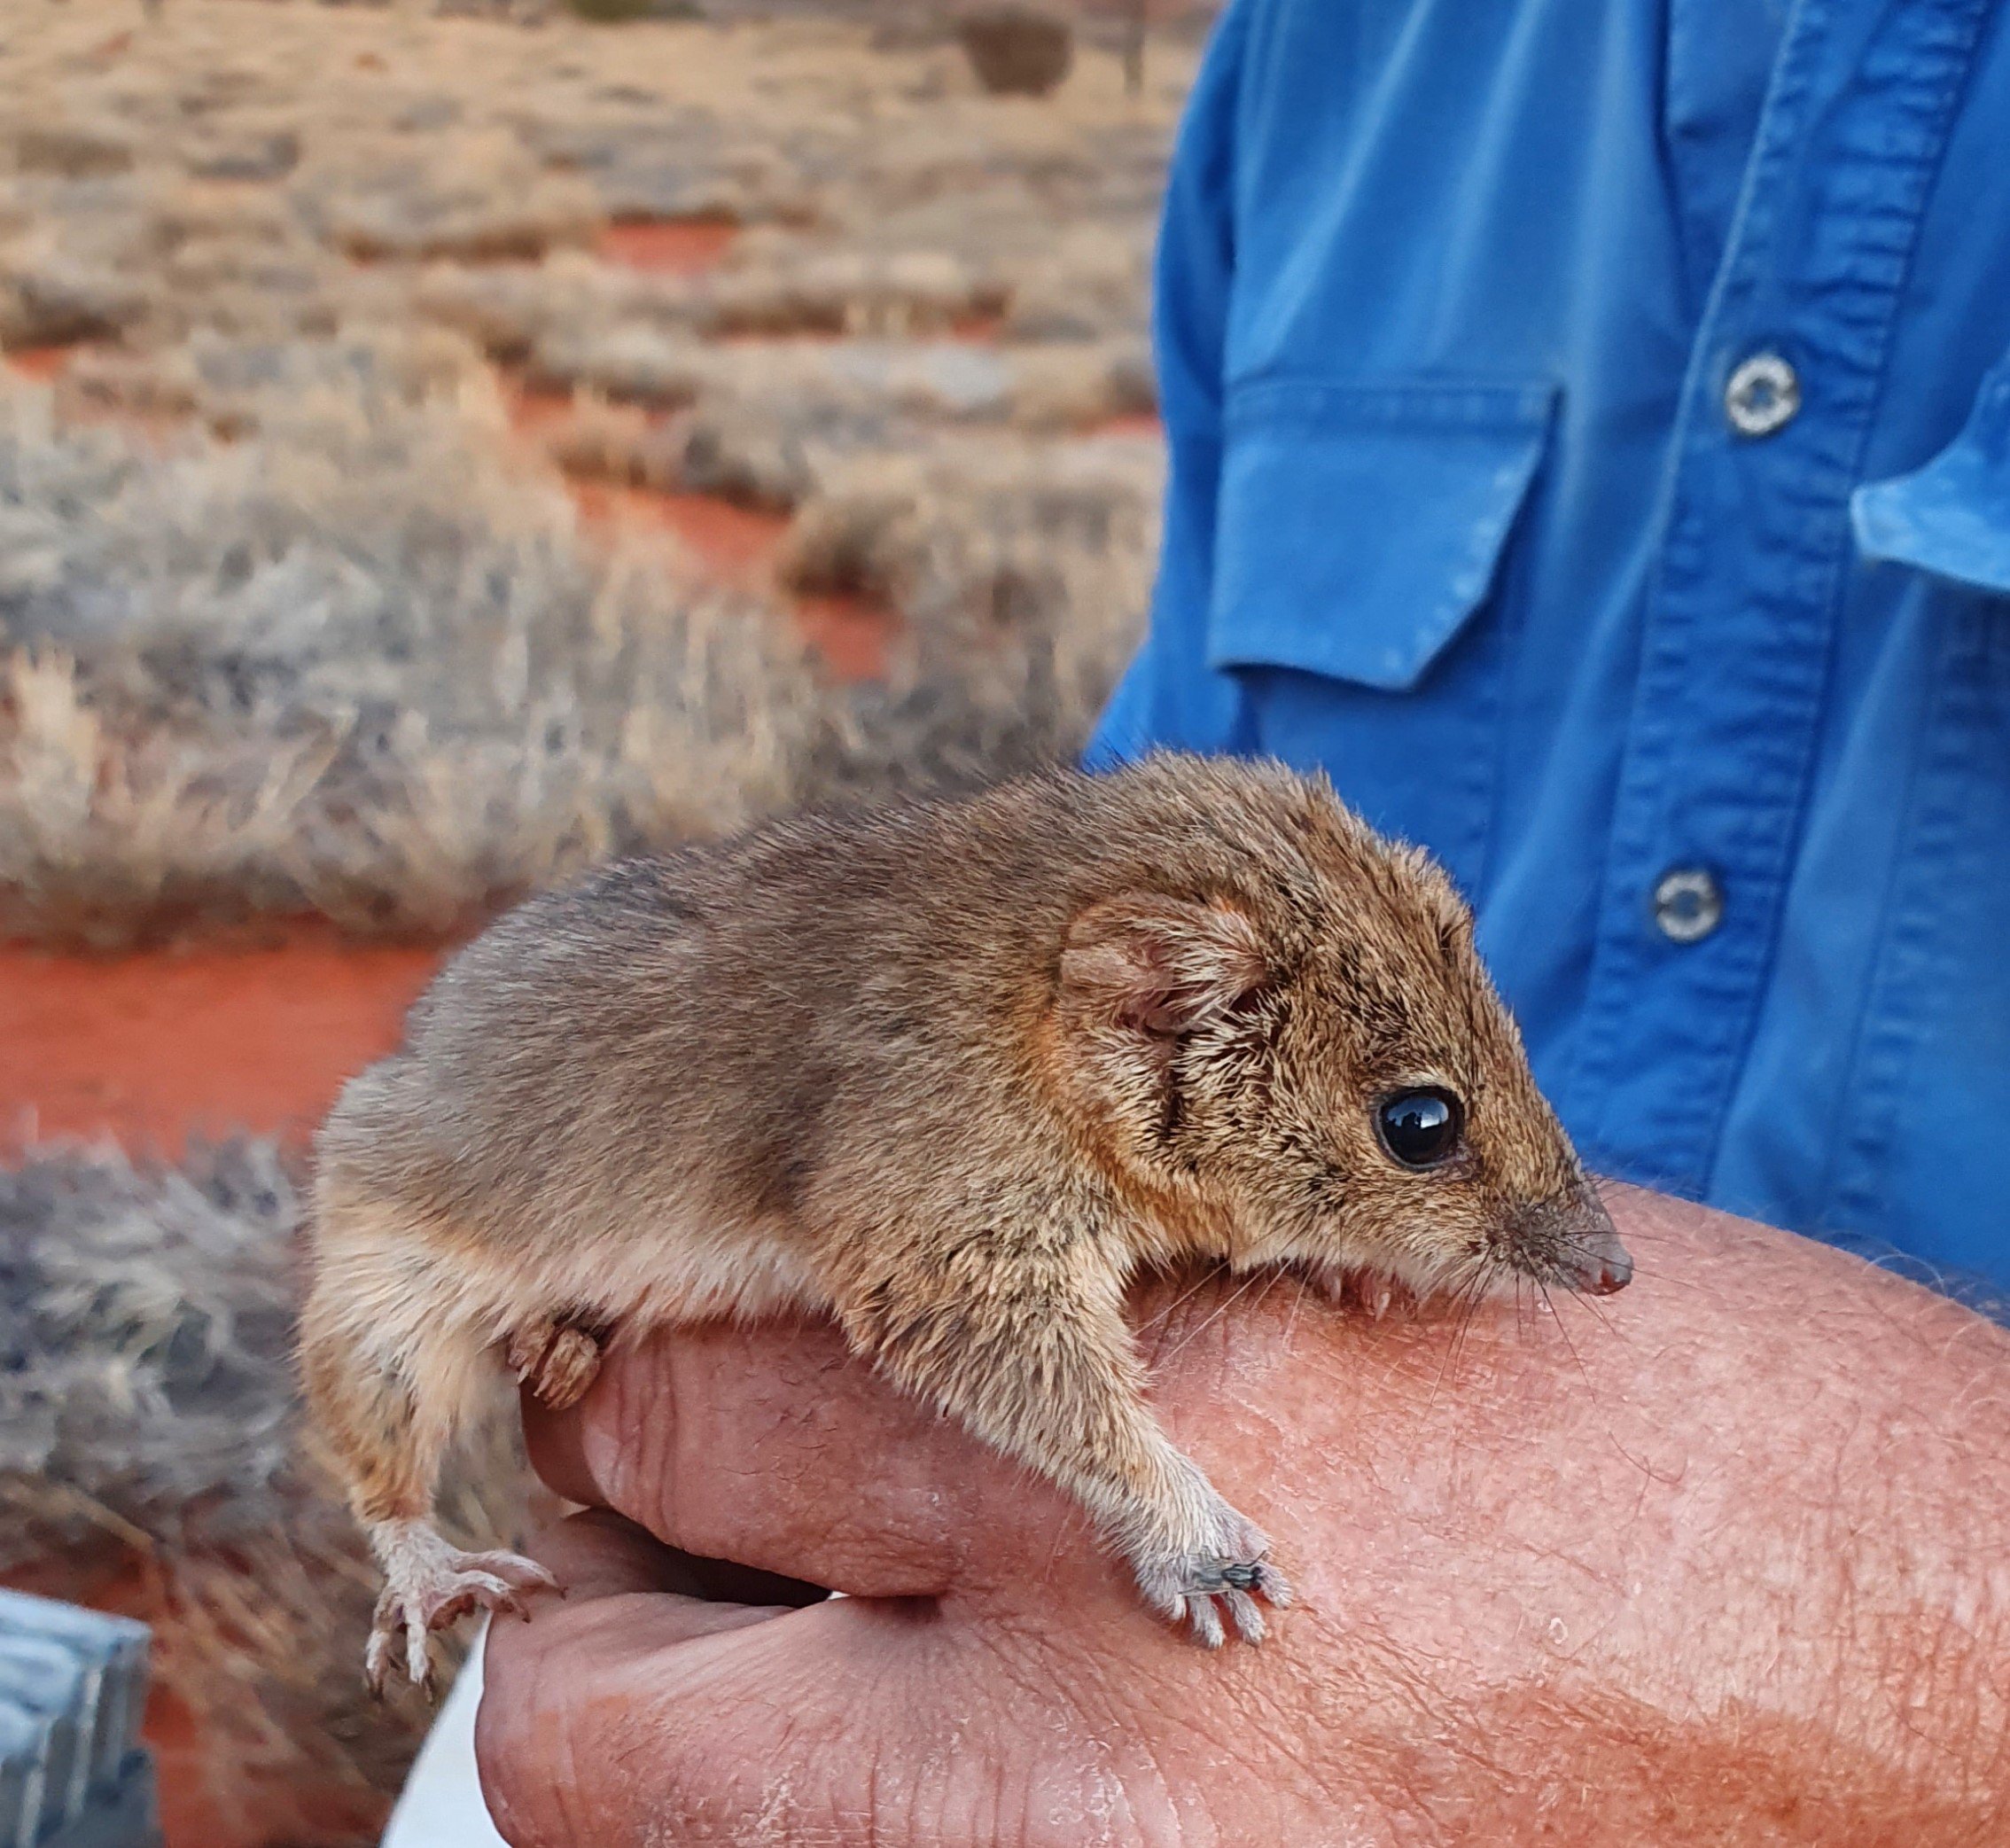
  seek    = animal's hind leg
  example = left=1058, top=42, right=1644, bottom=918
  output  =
left=300, top=1217, right=557, bottom=1694
left=506, top=1315, right=605, bottom=1410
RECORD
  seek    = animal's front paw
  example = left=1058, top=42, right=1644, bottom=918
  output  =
left=1134, top=1512, right=1294, bottom=1648
left=507, top=1317, right=605, bottom=1410
left=365, top=1521, right=558, bottom=1696
left=1306, top=1262, right=1418, bottom=1320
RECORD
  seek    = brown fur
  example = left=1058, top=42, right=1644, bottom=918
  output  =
left=299, top=752, right=1628, bottom=1685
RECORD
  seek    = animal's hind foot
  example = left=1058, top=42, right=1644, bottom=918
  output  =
left=364, top=1520, right=558, bottom=1696
left=506, top=1317, right=605, bottom=1409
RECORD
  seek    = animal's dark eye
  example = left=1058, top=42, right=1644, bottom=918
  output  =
left=1375, top=1088, right=1464, bottom=1169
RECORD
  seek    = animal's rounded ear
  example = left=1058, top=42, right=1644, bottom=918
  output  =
left=1391, top=844, right=1475, bottom=959
left=1059, top=894, right=1271, bottom=1036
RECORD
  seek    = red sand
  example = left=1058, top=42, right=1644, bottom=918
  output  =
left=0, top=926, right=444, bottom=1156
left=596, top=215, right=738, bottom=276
left=5, top=345, right=73, bottom=382
left=793, top=585, right=897, bottom=682
left=567, top=472, right=895, bottom=679
left=568, top=471, right=783, bottom=577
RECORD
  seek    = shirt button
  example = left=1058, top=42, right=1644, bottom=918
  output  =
left=1652, top=867, right=1724, bottom=944
left=1724, top=352, right=1800, bottom=437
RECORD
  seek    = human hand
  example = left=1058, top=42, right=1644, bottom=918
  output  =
left=477, top=1188, right=2010, bottom=1845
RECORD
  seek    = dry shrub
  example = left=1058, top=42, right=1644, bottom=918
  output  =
left=564, top=0, right=657, bottom=21
left=651, top=322, right=1141, bottom=427
left=689, top=239, right=1006, bottom=339
left=528, top=316, right=711, bottom=406
left=1001, top=222, right=1152, bottom=340
left=414, top=235, right=1012, bottom=365
left=0, top=227, right=152, bottom=347
left=1007, top=335, right=1155, bottom=429
left=522, top=334, right=1155, bottom=519
left=296, top=129, right=607, bottom=262
left=179, top=120, right=302, bottom=185
left=534, top=386, right=688, bottom=489
left=0, top=650, right=336, bottom=944
left=673, top=393, right=826, bottom=509
left=790, top=430, right=1160, bottom=792
left=409, top=246, right=642, bottom=363
left=0, top=0, right=1185, bottom=948
left=11, top=119, right=138, bottom=181
left=957, top=6, right=1075, bottom=97
left=0, top=338, right=1155, bottom=947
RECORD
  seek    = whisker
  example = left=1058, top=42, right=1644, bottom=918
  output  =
left=1149, top=1260, right=1249, bottom=1329
left=1463, top=1278, right=1495, bottom=1383
left=1156, top=1266, right=1274, bottom=1368
left=1455, top=1261, right=1500, bottom=1369
left=1423, top=1283, right=1469, bottom=1413
left=1278, top=1265, right=1309, bottom=1356
left=1537, top=1280, right=1596, bottom=1391
left=1567, top=1285, right=1620, bottom=1339
left=1426, top=1260, right=1495, bottom=1412
left=1579, top=1224, right=1683, bottom=1247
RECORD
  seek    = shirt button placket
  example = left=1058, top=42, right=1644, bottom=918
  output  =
left=1566, top=0, right=1997, bottom=1189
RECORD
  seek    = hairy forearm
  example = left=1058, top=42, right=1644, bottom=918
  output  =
left=1205, top=1185, right=2010, bottom=1837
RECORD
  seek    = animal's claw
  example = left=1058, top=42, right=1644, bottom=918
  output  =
left=1135, top=1524, right=1292, bottom=1650
left=363, top=1529, right=559, bottom=1692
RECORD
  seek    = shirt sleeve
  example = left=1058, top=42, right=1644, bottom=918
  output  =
left=1085, top=1, right=1254, bottom=767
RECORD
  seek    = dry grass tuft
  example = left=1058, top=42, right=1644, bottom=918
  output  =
left=0, top=354, right=832, bottom=946
left=958, top=6, right=1076, bottom=97
left=803, top=430, right=1162, bottom=794
left=0, top=1137, right=532, bottom=1828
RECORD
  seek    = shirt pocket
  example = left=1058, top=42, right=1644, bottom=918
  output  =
left=1205, top=377, right=1556, bottom=893
left=1850, top=350, right=2010, bottom=596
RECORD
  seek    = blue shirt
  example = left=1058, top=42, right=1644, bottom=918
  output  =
left=1091, top=0, right=2010, bottom=1289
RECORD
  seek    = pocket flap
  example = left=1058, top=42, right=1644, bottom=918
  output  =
left=1206, top=378, right=1556, bottom=691
left=1851, top=355, right=2010, bottom=595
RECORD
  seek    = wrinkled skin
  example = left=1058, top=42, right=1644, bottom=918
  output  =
left=478, top=1188, right=2010, bottom=1847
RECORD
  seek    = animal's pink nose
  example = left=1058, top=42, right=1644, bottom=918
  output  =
left=1572, top=1244, right=1633, bottom=1295
left=1559, top=1213, right=1633, bottom=1295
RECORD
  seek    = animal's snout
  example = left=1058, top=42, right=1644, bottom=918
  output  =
left=1562, top=1228, right=1632, bottom=1294
left=1554, top=1192, right=1632, bottom=1295
left=1507, top=1190, right=1633, bottom=1295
